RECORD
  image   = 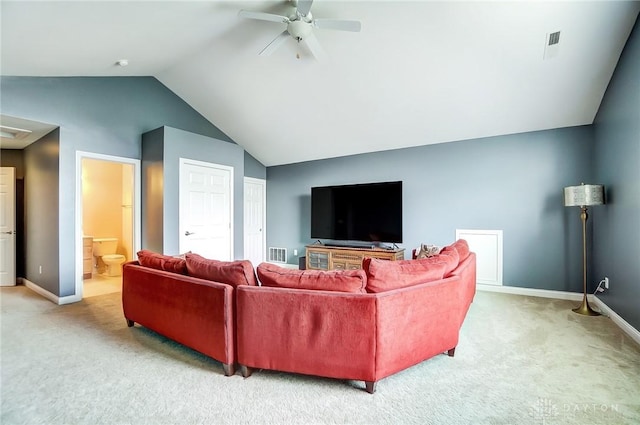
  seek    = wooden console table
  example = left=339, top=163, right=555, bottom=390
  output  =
left=305, top=245, right=405, bottom=271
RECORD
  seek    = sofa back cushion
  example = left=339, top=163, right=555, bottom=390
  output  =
left=257, top=263, right=367, bottom=293
left=362, top=257, right=447, bottom=293
left=137, top=250, right=187, bottom=274
left=185, top=253, right=257, bottom=287
left=449, top=239, right=470, bottom=262
left=437, top=246, right=460, bottom=276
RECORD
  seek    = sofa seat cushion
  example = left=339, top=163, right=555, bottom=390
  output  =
left=363, top=258, right=447, bottom=293
left=185, top=253, right=257, bottom=287
left=257, top=263, right=367, bottom=293
left=137, top=250, right=187, bottom=274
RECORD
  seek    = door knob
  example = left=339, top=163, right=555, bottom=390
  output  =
left=185, top=231, right=195, bottom=236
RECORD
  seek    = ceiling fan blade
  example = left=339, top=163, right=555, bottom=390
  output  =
left=296, top=0, right=314, bottom=17
left=259, top=30, right=290, bottom=56
left=314, top=19, right=361, bottom=32
left=304, top=32, right=327, bottom=62
left=238, top=10, right=289, bottom=24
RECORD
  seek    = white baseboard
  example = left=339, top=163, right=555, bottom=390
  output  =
left=23, top=278, right=82, bottom=305
left=477, top=284, right=640, bottom=347
left=18, top=276, right=640, bottom=348
left=477, top=283, right=585, bottom=301
left=591, top=296, right=640, bottom=347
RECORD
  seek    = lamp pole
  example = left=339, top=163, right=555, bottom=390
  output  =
left=572, top=205, right=600, bottom=316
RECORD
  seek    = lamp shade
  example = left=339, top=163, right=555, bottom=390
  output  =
left=563, top=184, right=605, bottom=207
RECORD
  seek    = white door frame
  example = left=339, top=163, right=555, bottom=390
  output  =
left=0, top=167, right=16, bottom=286
left=179, top=158, right=234, bottom=260
left=244, top=177, right=266, bottom=265
left=75, top=151, right=141, bottom=299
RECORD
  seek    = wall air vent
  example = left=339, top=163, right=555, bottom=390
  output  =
left=268, top=247, right=287, bottom=263
left=548, top=31, right=561, bottom=46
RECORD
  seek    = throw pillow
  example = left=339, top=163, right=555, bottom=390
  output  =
left=362, top=257, right=446, bottom=293
left=185, top=253, right=257, bottom=287
left=172, top=251, right=192, bottom=260
left=256, top=263, right=367, bottom=293
left=416, top=244, right=440, bottom=259
left=137, top=250, right=187, bottom=274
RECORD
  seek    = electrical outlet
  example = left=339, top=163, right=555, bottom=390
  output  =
left=293, top=249, right=298, bottom=256
left=604, top=277, right=609, bottom=289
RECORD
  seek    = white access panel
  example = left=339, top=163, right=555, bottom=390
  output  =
left=455, top=229, right=503, bottom=285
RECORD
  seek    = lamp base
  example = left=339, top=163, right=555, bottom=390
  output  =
left=572, top=297, right=601, bottom=316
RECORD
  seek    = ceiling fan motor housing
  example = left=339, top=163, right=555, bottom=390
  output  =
left=287, top=20, right=312, bottom=40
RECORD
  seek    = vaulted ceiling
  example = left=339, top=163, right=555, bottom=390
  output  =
left=2, top=1, right=639, bottom=166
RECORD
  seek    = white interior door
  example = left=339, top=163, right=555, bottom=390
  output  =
left=180, top=159, right=233, bottom=260
left=244, top=177, right=266, bottom=266
left=0, top=167, right=16, bottom=286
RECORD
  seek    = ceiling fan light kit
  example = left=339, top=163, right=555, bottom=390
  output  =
left=238, top=0, right=361, bottom=59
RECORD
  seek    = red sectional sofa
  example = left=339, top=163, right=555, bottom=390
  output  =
left=122, top=251, right=257, bottom=376
left=236, top=240, right=476, bottom=393
left=121, top=240, right=476, bottom=393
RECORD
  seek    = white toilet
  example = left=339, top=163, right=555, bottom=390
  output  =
left=92, top=238, right=126, bottom=277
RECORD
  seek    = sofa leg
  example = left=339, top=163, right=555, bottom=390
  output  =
left=447, top=348, right=456, bottom=357
left=222, top=363, right=235, bottom=377
left=365, top=381, right=377, bottom=394
left=126, top=319, right=134, bottom=327
left=240, top=365, right=253, bottom=378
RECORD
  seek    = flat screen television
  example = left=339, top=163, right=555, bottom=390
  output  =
left=310, top=181, right=403, bottom=244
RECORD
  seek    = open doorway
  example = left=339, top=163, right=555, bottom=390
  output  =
left=76, top=152, right=140, bottom=299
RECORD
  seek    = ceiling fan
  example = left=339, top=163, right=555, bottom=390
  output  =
left=238, top=0, right=361, bottom=59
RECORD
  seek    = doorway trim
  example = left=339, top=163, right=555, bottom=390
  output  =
left=75, top=151, right=141, bottom=300
left=243, top=177, right=266, bottom=265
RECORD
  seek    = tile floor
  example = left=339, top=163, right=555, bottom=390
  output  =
left=83, top=273, right=122, bottom=298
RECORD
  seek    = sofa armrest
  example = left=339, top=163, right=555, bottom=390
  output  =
left=236, top=286, right=378, bottom=382
left=122, top=263, right=235, bottom=366
left=373, top=276, right=465, bottom=379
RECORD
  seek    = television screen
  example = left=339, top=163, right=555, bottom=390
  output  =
left=311, top=181, right=403, bottom=244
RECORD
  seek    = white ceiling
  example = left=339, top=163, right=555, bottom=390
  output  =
left=1, top=1, right=639, bottom=166
left=0, top=115, right=58, bottom=149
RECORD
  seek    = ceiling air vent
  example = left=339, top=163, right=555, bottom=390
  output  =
left=543, top=31, right=561, bottom=60
left=0, top=125, right=32, bottom=140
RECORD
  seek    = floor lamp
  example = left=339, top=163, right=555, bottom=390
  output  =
left=563, top=183, right=605, bottom=316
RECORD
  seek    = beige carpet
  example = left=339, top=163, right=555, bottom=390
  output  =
left=1, top=285, right=639, bottom=425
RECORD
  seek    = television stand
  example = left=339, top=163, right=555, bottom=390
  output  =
left=305, top=244, right=405, bottom=271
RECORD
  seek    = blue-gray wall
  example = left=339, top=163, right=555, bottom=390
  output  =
left=0, top=76, right=266, bottom=297
left=141, top=127, right=165, bottom=253
left=267, top=126, right=593, bottom=292
left=244, top=151, right=267, bottom=180
left=23, top=129, right=60, bottom=295
left=592, top=16, right=640, bottom=330
left=142, top=126, right=246, bottom=258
